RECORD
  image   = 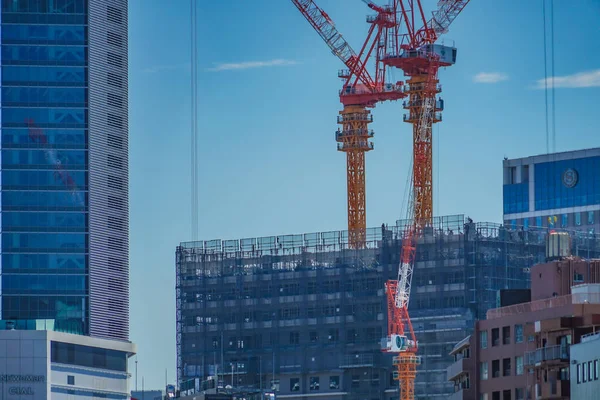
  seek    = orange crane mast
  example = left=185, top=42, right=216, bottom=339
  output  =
left=381, top=1, right=470, bottom=399
left=291, top=0, right=405, bottom=249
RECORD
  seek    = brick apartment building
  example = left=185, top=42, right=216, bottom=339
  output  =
left=447, top=255, right=600, bottom=400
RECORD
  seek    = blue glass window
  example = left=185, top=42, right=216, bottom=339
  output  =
left=2, top=87, right=86, bottom=106
left=536, top=216, right=542, bottom=227
left=575, top=212, right=582, bottom=226
left=534, top=157, right=600, bottom=211
left=2, top=66, right=86, bottom=86
left=2, top=149, right=86, bottom=169
left=2, top=25, right=86, bottom=45
left=2, top=233, right=86, bottom=252
left=524, top=218, right=529, bottom=230
left=2, top=191, right=87, bottom=210
left=2, top=296, right=86, bottom=320
left=2, top=0, right=87, bottom=14
left=503, top=183, right=529, bottom=214
left=561, top=214, right=569, bottom=228
left=3, top=171, right=86, bottom=189
left=2, top=108, right=86, bottom=127
left=2, top=45, right=86, bottom=65
left=589, top=212, right=595, bottom=225
left=2, top=128, right=86, bottom=148
left=1, top=275, right=86, bottom=294
left=2, top=212, right=86, bottom=231
left=2, top=254, right=86, bottom=270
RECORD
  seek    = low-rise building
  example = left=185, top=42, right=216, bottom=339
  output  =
left=447, top=257, right=600, bottom=400
left=0, top=329, right=136, bottom=399
left=569, top=331, right=600, bottom=399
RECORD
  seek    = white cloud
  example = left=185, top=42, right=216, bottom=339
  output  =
left=535, top=69, right=600, bottom=89
left=207, top=59, right=297, bottom=72
left=473, top=72, right=509, bottom=84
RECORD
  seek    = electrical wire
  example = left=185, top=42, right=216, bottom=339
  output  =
left=550, top=0, right=556, bottom=152
left=191, top=0, right=199, bottom=241
left=542, top=0, right=549, bottom=155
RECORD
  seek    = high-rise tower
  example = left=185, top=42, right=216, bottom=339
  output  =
left=0, top=0, right=129, bottom=341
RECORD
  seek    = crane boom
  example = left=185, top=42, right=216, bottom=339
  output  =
left=413, top=0, right=470, bottom=47
left=291, top=1, right=358, bottom=70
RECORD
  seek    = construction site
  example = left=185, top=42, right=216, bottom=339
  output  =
left=179, top=0, right=596, bottom=399
left=176, top=219, right=600, bottom=399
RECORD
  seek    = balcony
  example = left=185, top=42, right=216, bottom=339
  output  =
left=525, top=345, right=570, bottom=366
left=339, top=353, right=375, bottom=368
left=447, top=357, right=466, bottom=381
left=487, top=291, right=600, bottom=319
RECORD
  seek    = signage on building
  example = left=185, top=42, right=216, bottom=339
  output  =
left=562, top=168, right=579, bottom=188
left=0, top=375, right=45, bottom=396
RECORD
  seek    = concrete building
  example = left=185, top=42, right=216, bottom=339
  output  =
left=570, top=331, right=600, bottom=399
left=0, top=0, right=130, bottom=340
left=503, top=148, right=600, bottom=234
left=447, top=256, right=600, bottom=400
left=132, top=389, right=165, bottom=400
left=175, top=215, right=600, bottom=400
left=0, top=329, right=135, bottom=399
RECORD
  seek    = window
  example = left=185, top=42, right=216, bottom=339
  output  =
left=289, top=332, right=300, bottom=345
left=583, top=362, right=588, bottom=382
left=480, top=330, right=488, bottom=349
left=528, top=335, right=535, bottom=343
left=561, top=214, right=568, bottom=228
left=492, top=359, right=500, bottom=378
left=588, top=211, right=595, bottom=225
left=577, top=363, right=582, bottom=383
left=536, top=216, right=542, bottom=227
left=589, top=361, right=593, bottom=381
left=515, top=388, right=524, bottom=400
left=290, top=378, right=300, bottom=392
left=574, top=272, right=584, bottom=283
left=67, top=375, right=75, bottom=385
left=481, top=394, right=489, bottom=400
left=502, top=326, right=510, bottom=345
left=503, top=390, right=511, bottom=400
left=310, top=377, right=319, bottom=391
left=480, top=362, right=488, bottom=380
left=575, top=212, right=582, bottom=226
left=492, top=391, right=500, bottom=400
left=503, top=358, right=511, bottom=376
left=515, top=324, right=523, bottom=343
left=351, top=375, right=360, bottom=388
left=310, top=331, right=318, bottom=343
left=595, top=360, right=599, bottom=380
left=492, top=328, right=500, bottom=347
left=329, top=376, right=340, bottom=390
left=328, top=329, right=339, bottom=342
left=515, top=356, right=523, bottom=375
left=270, top=380, right=280, bottom=392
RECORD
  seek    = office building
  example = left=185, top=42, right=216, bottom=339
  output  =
left=0, top=0, right=129, bottom=340
left=570, top=331, right=600, bottom=399
left=503, top=148, right=600, bottom=234
left=175, top=216, right=600, bottom=400
left=0, top=329, right=135, bottom=399
left=447, top=256, right=600, bottom=400
left=132, top=390, right=164, bottom=400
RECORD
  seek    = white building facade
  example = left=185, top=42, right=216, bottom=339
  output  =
left=0, top=330, right=135, bottom=399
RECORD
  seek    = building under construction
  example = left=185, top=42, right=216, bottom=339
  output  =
left=176, top=215, right=600, bottom=400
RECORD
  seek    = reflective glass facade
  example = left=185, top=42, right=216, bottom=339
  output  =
left=1, top=0, right=89, bottom=334
left=503, top=182, right=529, bottom=214
left=534, top=156, right=600, bottom=211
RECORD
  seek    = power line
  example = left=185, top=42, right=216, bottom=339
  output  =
left=191, top=0, right=199, bottom=241
left=542, top=0, right=549, bottom=154
left=550, top=0, right=556, bottom=152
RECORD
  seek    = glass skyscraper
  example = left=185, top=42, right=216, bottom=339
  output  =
left=0, top=0, right=129, bottom=341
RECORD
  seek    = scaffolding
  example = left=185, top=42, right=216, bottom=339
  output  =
left=176, top=215, right=600, bottom=399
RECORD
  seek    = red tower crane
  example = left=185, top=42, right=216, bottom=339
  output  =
left=291, top=0, right=406, bottom=249
left=381, top=2, right=469, bottom=399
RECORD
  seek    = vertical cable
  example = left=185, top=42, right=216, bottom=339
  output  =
left=550, top=0, right=556, bottom=152
left=191, top=0, right=199, bottom=241
left=542, top=0, right=549, bottom=154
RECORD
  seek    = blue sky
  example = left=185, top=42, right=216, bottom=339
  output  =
left=128, top=0, right=600, bottom=387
